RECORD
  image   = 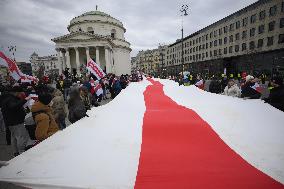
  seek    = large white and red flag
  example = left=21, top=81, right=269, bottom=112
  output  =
left=0, top=50, right=21, bottom=81
left=0, top=79, right=283, bottom=189
left=0, top=49, right=38, bottom=82
left=86, top=59, right=106, bottom=80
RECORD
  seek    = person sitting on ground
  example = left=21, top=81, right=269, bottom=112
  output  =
left=68, top=87, right=87, bottom=123
left=31, top=92, right=59, bottom=141
left=224, top=79, right=241, bottom=97
left=241, top=75, right=261, bottom=99
left=264, top=76, right=284, bottom=112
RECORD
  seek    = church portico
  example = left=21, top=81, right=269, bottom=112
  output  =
left=55, top=45, right=113, bottom=75
left=52, top=10, right=131, bottom=76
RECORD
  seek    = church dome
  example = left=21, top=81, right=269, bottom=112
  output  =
left=81, top=10, right=111, bottom=17
left=68, top=10, right=125, bottom=35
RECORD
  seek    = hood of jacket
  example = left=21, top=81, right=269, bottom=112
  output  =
left=31, top=101, right=50, bottom=113
left=53, top=89, right=63, bottom=97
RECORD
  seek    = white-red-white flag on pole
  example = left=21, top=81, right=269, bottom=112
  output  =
left=0, top=49, right=38, bottom=82
left=86, top=59, right=106, bottom=80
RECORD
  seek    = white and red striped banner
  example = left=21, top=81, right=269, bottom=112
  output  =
left=0, top=79, right=283, bottom=189
left=0, top=50, right=38, bottom=83
left=86, top=59, right=105, bottom=80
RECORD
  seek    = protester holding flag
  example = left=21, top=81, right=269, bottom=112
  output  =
left=241, top=75, right=261, bottom=99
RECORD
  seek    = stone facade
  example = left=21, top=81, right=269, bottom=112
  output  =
left=30, top=52, right=60, bottom=77
left=52, top=10, right=131, bottom=76
left=131, top=45, right=168, bottom=76
left=165, top=0, right=284, bottom=76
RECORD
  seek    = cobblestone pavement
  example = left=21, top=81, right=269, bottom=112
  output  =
left=0, top=98, right=112, bottom=189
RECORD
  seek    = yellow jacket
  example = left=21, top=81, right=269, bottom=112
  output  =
left=31, top=101, right=59, bottom=141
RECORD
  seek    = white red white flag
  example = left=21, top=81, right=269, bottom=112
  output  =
left=0, top=79, right=283, bottom=189
left=251, top=82, right=263, bottom=93
left=0, top=50, right=38, bottom=83
left=86, top=59, right=105, bottom=80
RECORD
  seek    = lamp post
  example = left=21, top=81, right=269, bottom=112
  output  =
left=8, top=45, right=17, bottom=61
left=160, top=52, right=164, bottom=78
left=180, top=4, right=189, bottom=77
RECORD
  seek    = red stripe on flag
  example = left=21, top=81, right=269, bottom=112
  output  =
left=87, top=60, right=105, bottom=79
left=134, top=79, right=283, bottom=189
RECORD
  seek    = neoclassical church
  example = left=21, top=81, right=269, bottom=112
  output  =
left=52, top=9, right=131, bottom=76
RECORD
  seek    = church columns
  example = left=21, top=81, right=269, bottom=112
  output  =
left=61, top=51, right=66, bottom=71
left=96, top=47, right=100, bottom=66
left=74, top=47, right=81, bottom=74
left=56, top=48, right=63, bottom=74
left=65, top=48, right=71, bottom=70
left=85, top=47, right=91, bottom=62
left=105, top=47, right=111, bottom=73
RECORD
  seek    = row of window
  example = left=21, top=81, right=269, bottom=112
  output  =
left=168, top=35, right=284, bottom=63
left=168, top=18, right=284, bottom=56
left=169, top=3, right=284, bottom=53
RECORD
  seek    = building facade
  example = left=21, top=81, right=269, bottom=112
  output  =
left=131, top=45, right=168, bottom=76
left=52, top=10, right=131, bottom=76
left=30, top=52, right=61, bottom=78
left=166, top=0, right=284, bottom=77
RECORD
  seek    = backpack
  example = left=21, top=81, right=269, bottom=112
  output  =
left=25, top=111, right=50, bottom=140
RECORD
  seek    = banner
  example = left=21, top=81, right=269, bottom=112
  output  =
left=0, top=50, right=38, bottom=83
left=86, top=59, right=105, bottom=80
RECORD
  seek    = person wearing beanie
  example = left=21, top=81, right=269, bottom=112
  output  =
left=31, top=93, right=59, bottom=141
left=264, top=77, right=284, bottom=112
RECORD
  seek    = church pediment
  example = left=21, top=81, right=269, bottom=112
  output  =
left=51, top=31, right=110, bottom=43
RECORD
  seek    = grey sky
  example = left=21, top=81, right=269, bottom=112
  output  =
left=0, top=0, right=257, bottom=62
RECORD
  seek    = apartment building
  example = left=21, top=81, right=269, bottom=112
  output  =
left=166, top=0, right=284, bottom=76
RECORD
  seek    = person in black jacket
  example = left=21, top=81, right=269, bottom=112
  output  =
left=264, top=77, right=284, bottom=112
left=1, top=86, right=30, bottom=155
left=209, top=77, right=222, bottom=94
left=63, top=77, right=72, bottom=101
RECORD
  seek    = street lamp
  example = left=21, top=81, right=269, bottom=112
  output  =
left=160, top=52, right=164, bottom=78
left=180, top=4, right=189, bottom=77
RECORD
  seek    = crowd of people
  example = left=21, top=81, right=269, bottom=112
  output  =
left=0, top=71, right=141, bottom=157
left=0, top=69, right=283, bottom=157
left=169, top=72, right=284, bottom=112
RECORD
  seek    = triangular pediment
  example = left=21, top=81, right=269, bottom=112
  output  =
left=52, top=32, right=110, bottom=43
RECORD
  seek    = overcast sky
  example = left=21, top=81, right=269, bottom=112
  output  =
left=0, top=0, right=257, bottom=62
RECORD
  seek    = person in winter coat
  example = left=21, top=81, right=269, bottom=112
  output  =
left=113, top=77, right=122, bottom=98
left=63, top=77, right=72, bottom=101
left=51, top=89, right=67, bottom=130
left=241, top=75, right=261, bottom=99
left=68, top=87, right=87, bottom=123
left=224, top=79, right=241, bottom=97
left=264, top=77, right=284, bottom=112
left=80, top=86, right=92, bottom=110
left=31, top=93, right=59, bottom=141
left=1, top=86, right=30, bottom=155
